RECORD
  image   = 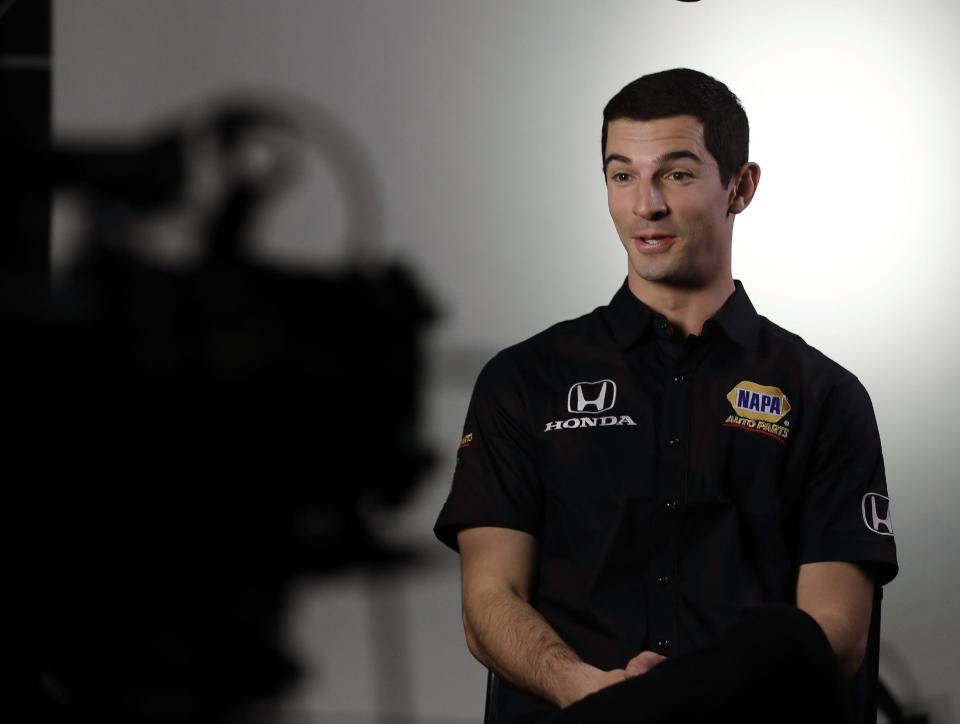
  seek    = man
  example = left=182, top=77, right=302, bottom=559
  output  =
left=434, top=68, right=898, bottom=723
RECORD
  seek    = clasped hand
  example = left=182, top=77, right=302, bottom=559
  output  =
left=569, top=650, right=667, bottom=708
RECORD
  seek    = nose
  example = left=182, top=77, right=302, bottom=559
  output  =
left=632, top=180, right=668, bottom=220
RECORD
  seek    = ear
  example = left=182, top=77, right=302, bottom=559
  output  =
left=728, top=162, right=761, bottom=215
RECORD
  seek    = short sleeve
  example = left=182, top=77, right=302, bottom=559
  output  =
left=433, top=352, right=543, bottom=553
left=794, top=375, right=899, bottom=586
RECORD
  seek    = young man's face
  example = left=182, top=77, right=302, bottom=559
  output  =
left=604, top=115, right=742, bottom=291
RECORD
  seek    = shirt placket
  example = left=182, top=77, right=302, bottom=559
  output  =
left=647, top=321, right=708, bottom=657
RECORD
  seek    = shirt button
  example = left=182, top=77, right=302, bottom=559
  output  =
left=664, top=500, right=678, bottom=511
left=657, top=575, right=671, bottom=586
left=666, top=437, right=681, bottom=447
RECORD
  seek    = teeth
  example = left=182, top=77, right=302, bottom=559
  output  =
left=643, top=238, right=663, bottom=245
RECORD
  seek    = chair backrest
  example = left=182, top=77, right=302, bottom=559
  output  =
left=849, top=586, right=883, bottom=724
left=483, top=668, right=500, bottom=724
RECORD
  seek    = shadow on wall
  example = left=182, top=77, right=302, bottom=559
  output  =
left=878, top=641, right=950, bottom=724
left=0, top=88, right=440, bottom=724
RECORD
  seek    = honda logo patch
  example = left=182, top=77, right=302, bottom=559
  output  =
left=862, top=493, right=894, bottom=536
left=568, top=379, right=616, bottom=414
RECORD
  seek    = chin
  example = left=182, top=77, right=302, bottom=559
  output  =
left=632, top=264, right=703, bottom=288
left=631, top=261, right=677, bottom=284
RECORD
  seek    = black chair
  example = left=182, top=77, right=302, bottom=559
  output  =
left=850, top=586, right=884, bottom=724
left=483, top=587, right=884, bottom=724
left=483, top=666, right=501, bottom=724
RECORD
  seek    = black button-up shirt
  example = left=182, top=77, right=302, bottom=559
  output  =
left=434, top=277, right=898, bottom=720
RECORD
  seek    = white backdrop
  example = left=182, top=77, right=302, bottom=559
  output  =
left=54, top=1, right=960, bottom=721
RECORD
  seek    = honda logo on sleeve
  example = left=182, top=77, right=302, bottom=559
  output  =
left=568, top=380, right=616, bottom=414
left=862, top=493, right=894, bottom=536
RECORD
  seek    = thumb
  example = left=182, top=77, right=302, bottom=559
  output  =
left=625, top=650, right=668, bottom=677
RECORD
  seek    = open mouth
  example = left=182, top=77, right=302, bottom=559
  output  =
left=633, top=236, right=675, bottom=252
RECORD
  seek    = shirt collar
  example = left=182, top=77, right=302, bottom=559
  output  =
left=604, top=277, right=761, bottom=351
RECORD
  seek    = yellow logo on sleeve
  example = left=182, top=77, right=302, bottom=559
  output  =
left=459, top=432, right=474, bottom=449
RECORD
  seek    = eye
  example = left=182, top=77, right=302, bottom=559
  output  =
left=607, top=169, right=633, bottom=184
left=669, top=171, right=693, bottom=182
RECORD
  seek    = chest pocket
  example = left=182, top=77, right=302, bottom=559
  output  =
left=689, top=381, right=795, bottom=515
left=536, top=398, right=658, bottom=517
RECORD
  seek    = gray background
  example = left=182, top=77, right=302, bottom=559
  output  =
left=53, top=1, right=960, bottom=722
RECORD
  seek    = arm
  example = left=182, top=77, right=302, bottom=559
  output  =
left=457, top=526, right=625, bottom=708
left=795, top=560, right=875, bottom=678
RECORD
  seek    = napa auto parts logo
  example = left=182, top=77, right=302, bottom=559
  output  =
left=723, top=380, right=792, bottom=443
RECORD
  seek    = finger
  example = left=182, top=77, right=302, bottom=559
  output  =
left=625, top=651, right=668, bottom=676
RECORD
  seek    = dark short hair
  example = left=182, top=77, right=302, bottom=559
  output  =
left=601, top=68, right=749, bottom=188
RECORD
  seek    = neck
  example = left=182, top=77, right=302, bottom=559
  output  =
left=627, top=274, right=736, bottom=338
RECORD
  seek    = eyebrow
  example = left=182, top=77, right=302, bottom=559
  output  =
left=603, top=149, right=704, bottom=173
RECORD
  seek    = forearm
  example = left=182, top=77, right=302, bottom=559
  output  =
left=796, top=562, right=874, bottom=680
left=803, top=607, right=868, bottom=679
left=462, top=586, right=612, bottom=708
